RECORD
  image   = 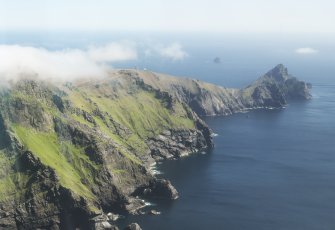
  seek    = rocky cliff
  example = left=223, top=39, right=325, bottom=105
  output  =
left=0, top=64, right=310, bottom=229
left=0, top=76, right=211, bottom=229
left=124, top=64, right=311, bottom=115
left=241, top=64, right=312, bottom=108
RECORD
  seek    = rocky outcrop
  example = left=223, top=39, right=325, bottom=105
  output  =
left=134, top=179, right=179, bottom=200
left=147, top=128, right=209, bottom=160
left=148, top=209, right=161, bottom=215
left=90, top=214, right=120, bottom=230
left=124, top=223, right=142, bottom=230
left=241, top=64, right=312, bottom=108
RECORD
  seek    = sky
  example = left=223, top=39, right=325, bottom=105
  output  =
left=0, top=0, right=333, bottom=86
left=0, top=0, right=334, bottom=34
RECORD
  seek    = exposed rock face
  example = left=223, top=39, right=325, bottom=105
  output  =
left=122, top=64, right=311, bottom=116
left=0, top=150, right=94, bottom=229
left=0, top=73, right=212, bottom=229
left=147, top=128, right=209, bottom=160
left=134, top=179, right=179, bottom=200
left=0, top=64, right=310, bottom=229
left=91, top=214, right=120, bottom=230
left=241, top=64, right=312, bottom=108
left=124, top=223, right=142, bottom=230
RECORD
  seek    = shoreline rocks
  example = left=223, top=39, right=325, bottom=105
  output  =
left=134, top=179, right=179, bottom=200
left=124, top=223, right=142, bottom=230
left=148, top=209, right=161, bottom=215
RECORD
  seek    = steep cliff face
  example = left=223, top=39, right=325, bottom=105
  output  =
left=0, top=76, right=212, bottom=229
left=123, top=64, right=311, bottom=116
left=0, top=64, right=310, bottom=229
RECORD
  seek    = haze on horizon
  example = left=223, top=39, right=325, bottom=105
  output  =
left=0, top=0, right=334, bottom=35
left=0, top=0, right=334, bottom=87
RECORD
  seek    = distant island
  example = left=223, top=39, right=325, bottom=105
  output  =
left=0, top=64, right=311, bottom=229
left=213, top=57, right=221, bottom=63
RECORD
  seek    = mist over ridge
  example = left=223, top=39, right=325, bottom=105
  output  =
left=0, top=40, right=190, bottom=86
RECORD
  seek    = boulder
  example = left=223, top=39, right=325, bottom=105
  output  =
left=148, top=209, right=161, bottom=215
left=124, top=223, right=142, bottom=230
left=139, top=179, right=179, bottom=200
left=107, top=212, right=122, bottom=222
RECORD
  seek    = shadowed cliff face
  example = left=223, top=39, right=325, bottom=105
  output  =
left=0, top=64, right=310, bottom=229
left=242, top=64, right=312, bottom=108
left=0, top=114, right=11, bottom=149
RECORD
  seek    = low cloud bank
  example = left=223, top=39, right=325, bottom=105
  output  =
left=157, top=42, right=188, bottom=61
left=295, top=47, right=319, bottom=54
left=0, top=42, right=137, bottom=85
left=88, top=42, right=137, bottom=63
left=144, top=42, right=189, bottom=61
left=0, top=40, right=189, bottom=86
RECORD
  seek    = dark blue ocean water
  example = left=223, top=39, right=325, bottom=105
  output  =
left=118, top=84, right=335, bottom=230
left=1, top=31, right=335, bottom=229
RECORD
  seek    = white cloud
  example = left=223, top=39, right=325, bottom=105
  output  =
left=158, top=43, right=188, bottom=61
left=295, top=47, right=319, bottom=54
left=88, top=42, right=137, bottom=62
left=0, top=42, right=138, bottom=85
left=0, top=41, right=189, bottom=87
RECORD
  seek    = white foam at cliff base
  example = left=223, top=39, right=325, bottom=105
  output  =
left=141, top=199, right=156, bottom=207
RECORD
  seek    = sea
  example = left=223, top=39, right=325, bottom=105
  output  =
left=1, top=31, right=335, bottom=229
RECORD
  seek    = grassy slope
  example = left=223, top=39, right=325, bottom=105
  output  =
left=67, top=86, right=194, bottom=159
left=0, top=151, right=27, bottom=202
left=13, top=125, right=97, bottom=199
left=0, top=92, right=99, bottom=209
left=0, top=77, right=197, bottom=208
